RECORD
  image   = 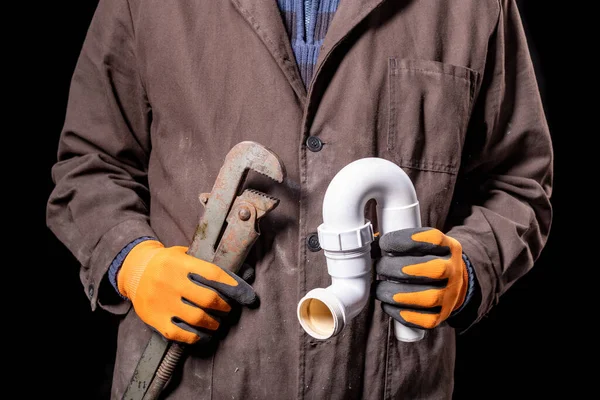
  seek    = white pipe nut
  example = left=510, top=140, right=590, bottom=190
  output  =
left=317, top=221, right=374, bottom=252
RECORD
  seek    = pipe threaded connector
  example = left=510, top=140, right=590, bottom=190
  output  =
left=298, top=288, right=345, bottom=340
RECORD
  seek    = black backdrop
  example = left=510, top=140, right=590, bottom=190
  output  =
left=35, top=1, right=581, bottom=399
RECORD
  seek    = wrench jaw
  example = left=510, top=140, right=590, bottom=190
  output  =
left=210, top=189, right=280, bottom=274
left=187, top=141, right=285, bottom=270
left=235, top=189, right=280, bottom=221
left=226, top=141, right=286, bottom=184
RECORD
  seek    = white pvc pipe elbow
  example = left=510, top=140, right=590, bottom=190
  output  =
left=297, top=157, right=425, bottom=342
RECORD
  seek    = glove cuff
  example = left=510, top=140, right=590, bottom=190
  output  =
left=117, top=239, right=164, bottom=301
left=109, top=236, right=156, bottom=298
left=451, top=253, right=476, bottom=317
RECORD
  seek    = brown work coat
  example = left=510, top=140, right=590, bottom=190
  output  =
left=47, top=0, right=553, bottom=399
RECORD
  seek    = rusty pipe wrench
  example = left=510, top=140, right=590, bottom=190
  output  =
left=122, top=141, right=286, bottom=400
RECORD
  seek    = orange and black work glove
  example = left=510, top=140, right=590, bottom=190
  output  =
left=117, top=240, right=257, bottom=345
left=374, top=227, right=473, bottom=330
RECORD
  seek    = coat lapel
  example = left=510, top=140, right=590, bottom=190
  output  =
left=230, top=0, right=307, bottom=103
left=313, top=0, right=388, bottom=86
left=301, top=0, right=388, bottom=134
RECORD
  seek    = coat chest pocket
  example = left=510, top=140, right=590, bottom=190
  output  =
left=386, top=58, right=478, bottom=174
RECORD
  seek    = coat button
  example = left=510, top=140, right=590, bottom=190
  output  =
left=306, top=136, right=323, bottom=152
left=306, top=233, right=321, bottom=252
left=88, top=284, right=94, bottom=298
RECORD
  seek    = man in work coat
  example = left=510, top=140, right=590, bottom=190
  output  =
left=46, top=0, right=553, bottom=399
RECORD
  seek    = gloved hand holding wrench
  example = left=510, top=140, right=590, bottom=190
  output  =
left=120, top=141, right=286, bottom=400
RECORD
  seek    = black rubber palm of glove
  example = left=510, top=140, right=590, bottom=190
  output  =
left=373, top=227, right=469, bottom=330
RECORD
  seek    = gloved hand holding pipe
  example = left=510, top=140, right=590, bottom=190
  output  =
left=374, top=227, right=471, bottom=335
left=297, top=157, right=474, bottom=342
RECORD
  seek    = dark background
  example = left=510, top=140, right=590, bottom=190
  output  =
left=34, top=1, right=582, bottom=399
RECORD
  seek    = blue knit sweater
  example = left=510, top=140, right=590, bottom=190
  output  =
left=277, top=0, right=340, bottom=87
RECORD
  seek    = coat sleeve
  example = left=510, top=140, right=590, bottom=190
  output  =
left=46, top=0, right=156, bottom=314
left=445, top=0, right=553, bottom=331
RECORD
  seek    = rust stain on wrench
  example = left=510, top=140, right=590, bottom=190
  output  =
left=123, top=141, right=286, bottom=400
left=189, top=140, right=285, bottom=267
